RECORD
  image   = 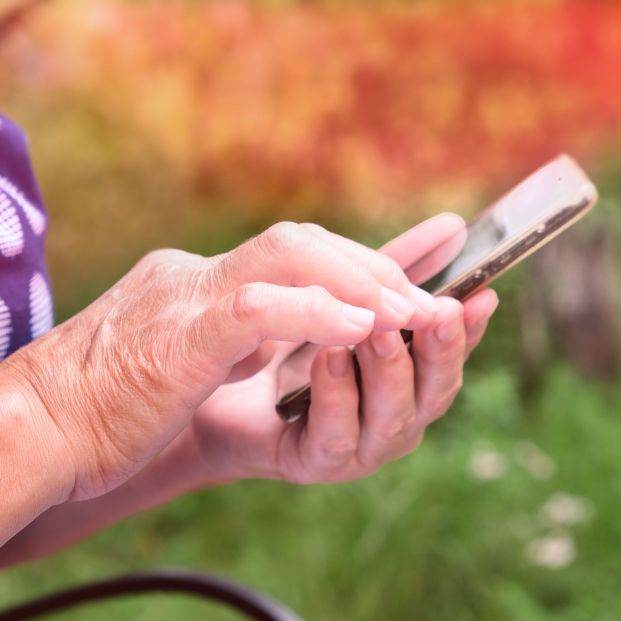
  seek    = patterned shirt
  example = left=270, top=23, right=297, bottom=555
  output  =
left=0, top=114, right=53, bottom=360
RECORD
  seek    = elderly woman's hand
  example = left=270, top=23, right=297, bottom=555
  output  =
left=0, top=215, right=500, bottom=564
left=4, top=222, right=427, bottom=505
left=174, top=216, right=499, bottom=486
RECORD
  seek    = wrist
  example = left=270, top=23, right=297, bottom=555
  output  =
left=0, top=363, right=75, bottom=546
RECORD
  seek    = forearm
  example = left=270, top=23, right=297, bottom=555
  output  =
left=0, top=428, right=228, bottom=568
left=0, top=369, right=72, bottom=550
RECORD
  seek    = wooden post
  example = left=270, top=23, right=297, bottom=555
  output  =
left=521, top=224, right=620, bottom=380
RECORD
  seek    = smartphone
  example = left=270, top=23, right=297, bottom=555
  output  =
left=276, top=155, right=598, bottom=422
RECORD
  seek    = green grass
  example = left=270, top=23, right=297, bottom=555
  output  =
left=3, top=360, right=621, bottom=621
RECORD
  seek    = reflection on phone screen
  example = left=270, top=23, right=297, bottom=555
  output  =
left=416, top=154, right=596, bottom=295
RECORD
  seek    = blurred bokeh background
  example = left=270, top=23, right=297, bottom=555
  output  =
left=1, top=0, right=621, bottom=619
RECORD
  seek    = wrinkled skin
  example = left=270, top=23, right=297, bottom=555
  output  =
left=6, top=219, right=483, bottom=502
left=5, top=215, right=496, bottom=502
left=1, top=216, right=499, bottom=563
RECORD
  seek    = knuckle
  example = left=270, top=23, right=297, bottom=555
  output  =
left=306, top=284, right=330, bottom=298
left=134, top=250, right=165, bottom=276
left=420, top=394, right=443, bottom=418
left=231, top=283, right=268, bottom=322
left=299, top=222, right=326, bottom=235
left=140, top=248, right=181, bottom=267
left=140, top=249, right=166, bottom=266
left=260, top=221, right=306, bottom=256
left=374, top=416, right=410, bottom=443
left=349, top=260, right=375, bottom=291
left=135, top=249, right=188, bottom=282
left=333, top=261, right=378, bottom=307
left=377, top=254, right=408, bottom=289
left=318, top=437, right=357, bottom=464
left=433, top=396, right=455, bottom=419
left=304, top=285, right=333, bottom=316
left=352, top=267, right=381, bottom=307
left=421, top=379, right=461, bottom=421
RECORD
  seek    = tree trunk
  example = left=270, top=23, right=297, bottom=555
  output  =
left=520, top=224, right=620, bottom=381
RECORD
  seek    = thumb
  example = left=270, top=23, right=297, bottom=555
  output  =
left=224, top=341, right=278, bottom=383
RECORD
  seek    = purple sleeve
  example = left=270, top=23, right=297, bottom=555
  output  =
left=0, top=114, right=53, bottom=360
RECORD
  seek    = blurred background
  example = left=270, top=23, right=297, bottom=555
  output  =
left=1, top=0, right=621, bottom=619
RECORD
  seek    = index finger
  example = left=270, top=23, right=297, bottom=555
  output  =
left=211, top=222, right=416, bottom=331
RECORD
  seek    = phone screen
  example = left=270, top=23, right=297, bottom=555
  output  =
left=409, top=155, right=597, bottom=296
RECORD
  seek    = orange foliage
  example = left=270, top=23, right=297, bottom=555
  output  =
left=2, top=0, right=621, bottom=215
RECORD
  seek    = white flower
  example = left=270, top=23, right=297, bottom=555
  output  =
left=540, top=493, right=594, bottom=526
left=513, top=441, right=556, bottom=480
left=526, top=534, right=575, bottom=569
left=468, top=449, right=508, bottom=481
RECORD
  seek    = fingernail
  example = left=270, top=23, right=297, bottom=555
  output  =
left=343, top=304, right=375, bottom=328
left=435, top=312, right=461, bottom=343
left=370, top=331, right=401, bottom=358
left=327, top=347, right=350, bottom=377
left=381, top=286, right=415, bottom=317
left=409, top=284, right=439, bottom=313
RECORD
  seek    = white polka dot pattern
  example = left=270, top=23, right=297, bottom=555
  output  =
left=0, top=296, right=12, bottom=360
left=29, top=272, right=53, bottom=340
left=0, top=190, right=24, bottom=257
left=0, top=174, right=46, bottom=236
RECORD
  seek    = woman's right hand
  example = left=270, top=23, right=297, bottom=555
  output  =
left=4, top=222, right=433, bottom=505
